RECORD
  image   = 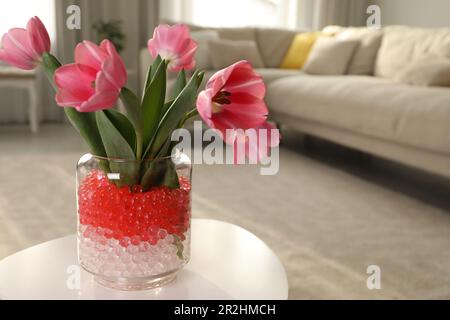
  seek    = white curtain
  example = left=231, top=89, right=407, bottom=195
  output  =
left=296, top=0, right=368, bottom=30
left=160, top=0, right=368, bottom=30
left=160, top=0, right=194, bottom=23
left=161, top=0, right=298, bottom=29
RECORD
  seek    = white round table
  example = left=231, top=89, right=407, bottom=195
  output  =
left=0, top=219, right=288, bottom=300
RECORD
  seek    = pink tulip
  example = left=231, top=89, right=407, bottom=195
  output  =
left=54, top=40, right=127, bottom=112
left=147, top=24, right=197, bottom=72
left=232, top=122, right=280, bottom=164
left=0, top=16, right=50, bottom=70
left=197, top=60, right=268, bottom=139
left=197, top=60, right=280, bottom=162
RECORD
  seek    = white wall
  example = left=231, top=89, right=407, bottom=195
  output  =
left=372, top=0, right=450, bottom=27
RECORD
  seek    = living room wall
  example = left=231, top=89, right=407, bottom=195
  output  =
left=372, top=0, right=450, bottom=27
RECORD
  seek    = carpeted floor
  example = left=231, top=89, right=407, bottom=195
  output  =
left=1, top=124, right=449, bottom=299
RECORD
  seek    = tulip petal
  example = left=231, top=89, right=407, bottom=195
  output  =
left=27, top=16, right=50, bottom=56
left=77, top=90, right=119, bottom=112
left=207, top=62, right=235, bottom=92
left=247, top=122, right=281, bottom=162
left=75, top=40, right=108, bottom=70
left=231, top=122, right=280, bottom=164
left=197, top=58, right=273, bottom=154
left=224, top=62, right=265, bottom=99
left=217, top=108, right=266, bottom=129
left=54, top=40, right=125, bottom=112
left=148, top=24, right=197, bottom=71
left=0, top=17, right=50, bottom=70
left=55, top=89, right=85, bottom=107
left=0, top=48, right=35, bottom=69
left=54, top=64, right=96, bottom=104
left=170, top=39, right=197, bottom=72
left=1, top=29, right=37, bottom=63
left=103, top=41, right=127, bottom=87
left=96, top=69, right=116, bottom=92
left=196, top=89, right=214, bottom=126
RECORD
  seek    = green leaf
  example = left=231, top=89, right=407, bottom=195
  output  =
left=141, top=58, right=167, bottom=148
left=120, top=87, right=144, bottom=159
left=96, top=111, right=136, bottom=159
left=140, top=156, right=179, bottom=191
left=156, top=137, right=173, bottom=158
left=173, top=234, right=184, bottom=259
left=120, top=87, right=142, bottom=132
left=178, top=107, right=199, bottom=129
left=161, top=99, right=174, bottom=118
left=195, top=71, right=205, bottom=90
left=162, top=161, right=180, bottom=189
left=142, top=65, right=151, bottom=93
left=171, top=69, right=186, bottom=100
left=96, top=111, right=139, bottom=187
left=104, top=109, right=136, bottom=153
left=150, top=55, right=163, bottom=83
left=140, top=160, right=167, bottom=191
left=65, top=108, right=106, bottom=157
left=145, top=70, right=200, bottom=158
left=142, top=55, right=162, bottom=95
left=140, top=137, right=174, bottom=190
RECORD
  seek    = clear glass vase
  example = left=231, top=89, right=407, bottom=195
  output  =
left=76, top=152, right=191, bottom=290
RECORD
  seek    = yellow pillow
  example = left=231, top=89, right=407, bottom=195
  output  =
left=280, top=32, right=323, bottom=69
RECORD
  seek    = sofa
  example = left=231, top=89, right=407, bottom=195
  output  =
left=140, top=25, right=450, bottom=179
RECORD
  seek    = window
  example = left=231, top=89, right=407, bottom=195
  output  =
left=193, top=0, right=278, bottom=27
left=161, top=0, right=297, bottom=29
left=0, top=0, right=55, bottom=40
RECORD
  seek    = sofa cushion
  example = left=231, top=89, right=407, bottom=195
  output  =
left=255, top=68, right=302, bottom=84
left=208, top=39, right=265, bottom=69
left=256, top=28, right=298, bottom=68
left=161, top=19, right=256, bottom=41
left=395, top=55, right=450, bottom=87
left=191, top=30, right=220, bottom=70
left=303, top=38, right=359, bottom=75
left=280, top=32, right=323, bottom=70
left=216, top=27, right=256, bottom=41
left=375, top=26, right=450, bottom=79
left=266, top=75, right=450, bottom=154
left=323, top=26, right=383, bottom=75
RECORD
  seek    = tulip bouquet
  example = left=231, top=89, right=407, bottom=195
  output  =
left=1, top=17, right=279, bottom=289
left=0, top=18, right=278, bottom=190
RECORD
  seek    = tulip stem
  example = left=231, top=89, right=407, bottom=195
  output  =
left=136, top=132, right=143, bottom=160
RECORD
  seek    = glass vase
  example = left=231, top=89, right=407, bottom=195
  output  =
left=76, top=152, right=191, bottom=290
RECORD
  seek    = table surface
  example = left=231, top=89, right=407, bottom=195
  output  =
left=0, top=219, right=288, bottom=300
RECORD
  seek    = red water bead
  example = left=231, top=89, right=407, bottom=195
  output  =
left=78, top=170, right=191, bottom=244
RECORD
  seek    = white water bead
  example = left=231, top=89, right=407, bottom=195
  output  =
left=108, top=238, right=119, bottom=247
left=78, top=224, right=189, bottom=278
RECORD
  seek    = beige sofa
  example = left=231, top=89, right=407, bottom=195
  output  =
left=140, top=25, right=450, bottom=179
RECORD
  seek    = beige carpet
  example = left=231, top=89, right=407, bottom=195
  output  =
left=1, top=124, right=449, bottom=299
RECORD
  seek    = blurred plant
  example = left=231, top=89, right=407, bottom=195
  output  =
left=92, top=20, right=125, bottom=53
